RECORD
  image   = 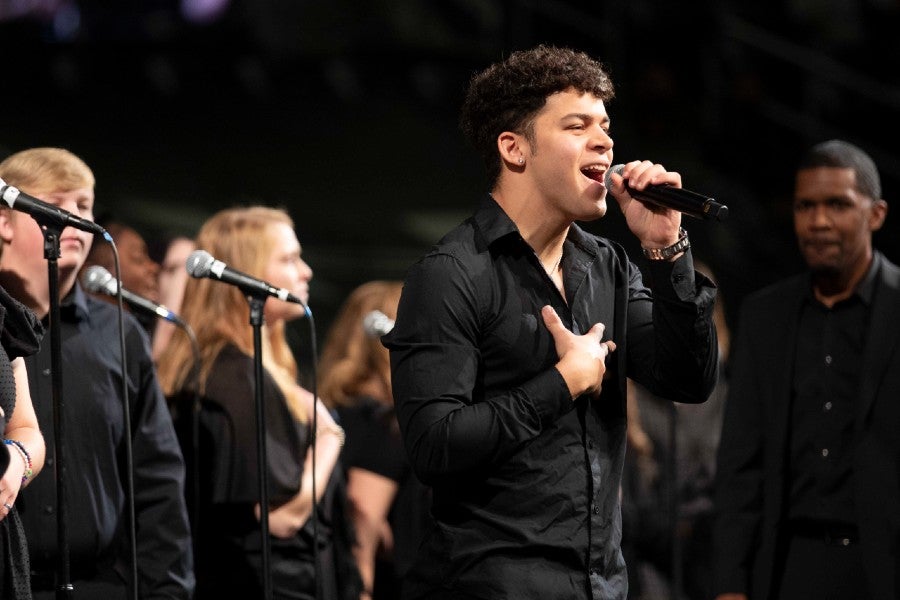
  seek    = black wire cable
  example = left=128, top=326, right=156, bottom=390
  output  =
left=107, top=241, right=139, bottom=600
left=302, top=305, right=323, bottom=600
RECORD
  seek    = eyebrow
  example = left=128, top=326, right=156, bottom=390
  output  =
left=562, top=113, right=610, bottom=126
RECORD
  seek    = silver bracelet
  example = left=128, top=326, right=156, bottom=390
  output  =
left=642, top=228, right=690, bottom=261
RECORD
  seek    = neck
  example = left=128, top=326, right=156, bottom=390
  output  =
left=491, top=187, right=570, bottom=264
left=812, top=254, right=873, bottom=309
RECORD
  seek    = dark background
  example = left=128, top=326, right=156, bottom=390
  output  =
left=2, top=0, right=899, bottom=359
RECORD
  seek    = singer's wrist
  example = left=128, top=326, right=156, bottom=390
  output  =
left=642, top=227, right=689, bottom=261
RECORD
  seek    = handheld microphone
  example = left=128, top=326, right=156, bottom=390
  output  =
left=362, top=310, right=394, bottom=337
left=185, top=249, right=305, bottom=306
left=82, top=265, right=187, bottom=326
left=605, top=164, right=728, bottom=221
left=0, top=177, right=108, bottom=236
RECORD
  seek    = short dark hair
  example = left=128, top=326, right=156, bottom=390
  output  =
left=460, top=45, right=615, bottom=188
left=798, top=139, right=881, bottom=200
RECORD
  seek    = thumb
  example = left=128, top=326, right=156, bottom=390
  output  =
left=541, top=305, right=565, bottom=338
left=586, top=322, right=606, bottom=341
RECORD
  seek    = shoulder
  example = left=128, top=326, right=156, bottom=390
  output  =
left=880, top=254, right=900, bottom=288
left=738, top=274, right=806, bottom=321
left=0, top=285, right=43, bottom=359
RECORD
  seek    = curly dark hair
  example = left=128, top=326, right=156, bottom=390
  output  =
left=460, top=44, right=615, bottom=188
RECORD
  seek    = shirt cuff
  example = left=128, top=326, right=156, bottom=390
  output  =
left=517, top=366, right=576, bottom=426
left=645, top=247, right=698, bottom=302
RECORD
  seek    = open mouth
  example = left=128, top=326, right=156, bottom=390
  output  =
left=580, top=165, right=606, bottom=183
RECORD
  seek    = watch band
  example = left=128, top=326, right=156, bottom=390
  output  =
left=642, top=227, right=690, bottom=261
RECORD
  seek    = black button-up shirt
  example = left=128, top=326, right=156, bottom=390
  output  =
left=386, top=196, right=718, bottom=600
left=19, top=285, right=194, bottom=598
left=789, top=253, right=880, bottom=525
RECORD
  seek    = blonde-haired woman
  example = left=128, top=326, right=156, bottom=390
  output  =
left=318, top=281, right=432, bottom=600
left=157, top=206, right=360, bottom=600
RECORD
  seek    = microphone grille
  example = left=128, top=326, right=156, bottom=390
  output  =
left=604, top=163, right=625, bottom=188
left=186, top=249, right=214, bottom=278
left=82, top=265, right=116, bottom=294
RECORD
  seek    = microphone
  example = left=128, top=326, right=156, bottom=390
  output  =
left=186, top=249, right=305, bottom=305
left=82, top=265, right=186, bottom=326
left=605, top=164, right=728, bottom=221
left=362, top=310, right=394, bottom=337
left=0, top=177, right=107, bottom=236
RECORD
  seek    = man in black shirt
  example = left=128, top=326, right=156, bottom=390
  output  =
left=0, top=147, right=194, bottom=598
left=713, top=140, right=898, bottom=600
left=384, top=45, right=719, bottom=600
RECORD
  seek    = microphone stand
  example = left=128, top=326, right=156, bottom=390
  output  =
left=183, top=326, right=201, bottom=552
left=667, top=402, right=681, bottom=600
left=246, top=294, right=273, bottom=600
left=40, top=225, right=73, bottom=600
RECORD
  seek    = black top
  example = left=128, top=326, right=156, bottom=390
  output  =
left=0, top=284, right=43, bottom=599
left=337, top=398, right=433, bottom=580
left=385, top=196, right=718, bottom=600
left=184, top=343, right=360, bottom=600
left=789, top=253, right=880, bottom=525
left=18, top=284, right=194, bottom=598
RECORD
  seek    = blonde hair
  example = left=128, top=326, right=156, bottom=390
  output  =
left=156, top=206, right=308, bottom=422
left=0, top=147, right=95, bottom=195
left=318, top=281, right=403, bottom=408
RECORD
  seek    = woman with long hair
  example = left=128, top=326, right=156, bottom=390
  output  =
left=157, top=206, right=360, bottom=600
left=318, top=281, right=432, bottom=600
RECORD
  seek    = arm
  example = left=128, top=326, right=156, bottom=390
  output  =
left=128, top=326, right=195, bottom=599
left=346, top=468, right=398, bottom=599
left=265, top=391, right=345, bottom=538
left=0, top=357, right=45, bottom=518
left=609, top=160, right=719, bottom=403
left=387, top=253, right=585, bottom=485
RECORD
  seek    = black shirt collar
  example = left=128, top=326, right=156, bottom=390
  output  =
left=475, top=194, right=602, bottom=259
left=804, top=251, right=882, bottom=306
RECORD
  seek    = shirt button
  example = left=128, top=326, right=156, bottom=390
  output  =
left=824, top=355, right=833, bottom=365
left=43, top=505, right=54, bottom=515
left=822, top=448, right=829, bottom=458
left=42, top=368, right=50, bottom=376
left=824, top=401, right=833, bottom=411
left=588, top=441, right=595, bottom=450
left=45, top=457, right=54, bottom=467
left=592, top=505, right=600, bottom=515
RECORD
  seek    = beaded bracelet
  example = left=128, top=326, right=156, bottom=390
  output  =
left=4, top=439, right=33, bottom=483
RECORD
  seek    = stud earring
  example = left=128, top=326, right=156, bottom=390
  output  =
left=518, top=157, right=525, bottom=165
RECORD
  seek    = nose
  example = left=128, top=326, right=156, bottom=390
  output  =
left=809, top=204, right=833, bottom=228
left=300, top=258, right=313, bottom=282
left=590, top=125, right=613, bottom=153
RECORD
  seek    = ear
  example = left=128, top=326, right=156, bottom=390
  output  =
left=497, top=131, right=528, bottom=168
left=869, top=199, right=888, bottom=232
left=0, top=208, right=15, bottom=245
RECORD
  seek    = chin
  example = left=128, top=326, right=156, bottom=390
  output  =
left=580, top=200, right=607, bottom=222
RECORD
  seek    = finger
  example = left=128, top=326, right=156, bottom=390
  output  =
left=540, top=305, right=565, bottom=335
left=621, top=160, right=655, bottom=189
left=586, top=322, right=606, bottom=341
